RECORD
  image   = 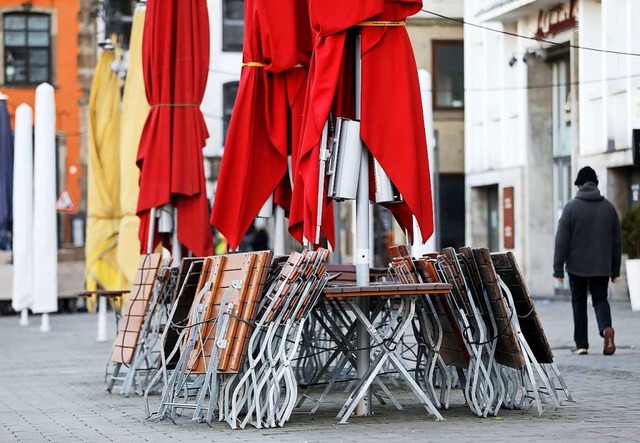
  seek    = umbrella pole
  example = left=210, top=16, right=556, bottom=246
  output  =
left=354, top=31, right=372, bottom=417
left=172, top=207, right=181, bottom=266
left=147, top=207, right=156, bottom=254
left=274, top=205, right=286, bottom=255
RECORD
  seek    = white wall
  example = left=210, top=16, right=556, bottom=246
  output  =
left=201, top=0, right=241, bottom=199
left=578, top=0, right=640, bottom=158
left=202, top=0, right=241, bottom=160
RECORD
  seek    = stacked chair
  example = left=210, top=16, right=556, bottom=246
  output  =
left=387, top=246, right=572, bottom=417
left=106, top=253, right=178, bottom=396
left=104, top=246, right=571, bottom=428
left=134, top=249, right=330, bottom=428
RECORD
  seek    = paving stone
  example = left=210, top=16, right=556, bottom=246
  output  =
left=0, top=301, right=639, bottom=442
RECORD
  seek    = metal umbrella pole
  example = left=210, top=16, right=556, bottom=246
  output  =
left=354, top=31, right=371, bottom=417
left=273, top=205, right=286, bottom=255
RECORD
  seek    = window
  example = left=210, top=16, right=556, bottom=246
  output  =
left=223, top=81, right=239, bottom=143
left=433, top=40, right=464, bottom=109
left=4, top=13, right=51, bottom=85
left=222, top=0, right=244, bottom=52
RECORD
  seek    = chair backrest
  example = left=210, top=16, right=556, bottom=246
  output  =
left=491, top=251, right=554, bottom=364
left=111, top=253, right=163, bottom=364
left=472, top=248, right=526, bottom=370
left=186, top=251, right=273, bottom=374
left=163, top=258, right=204, bottom=369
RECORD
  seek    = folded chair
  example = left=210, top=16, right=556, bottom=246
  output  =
left=490, top=251, right=573, bottom=406
left=106, top=253, right=166, bottom=396
left=150, top=251, right=273, bottom=423
left=472, top=248, right=564, bottom=416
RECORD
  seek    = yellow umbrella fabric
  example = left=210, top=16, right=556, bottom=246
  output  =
left=85, top=49, right=123, bottom=308
left=117, top=6, right=149, bottom=290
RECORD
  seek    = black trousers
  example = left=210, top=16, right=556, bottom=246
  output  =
left=568, top=273, right=612, bottom=349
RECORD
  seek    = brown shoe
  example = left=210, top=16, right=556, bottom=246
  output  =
left=603, top=327, right=616, bottom=355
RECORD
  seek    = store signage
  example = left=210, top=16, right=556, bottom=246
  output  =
left=534, top=1, right=578, bottom=39
left=503, top=187, right=515, bottom=249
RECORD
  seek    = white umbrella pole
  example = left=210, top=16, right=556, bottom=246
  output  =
left=354, top=31, right=371, bottom=416
left=12, top=103, right=34, bottom=325
left=273, top=206, right=286, bottom=255
left=32, top=83, right=58, bottom=331
left=172, top=208, right=181, bottom=266
left=147, top=207, right=156, bottom=254
left=97, top=296, right=108, bottom=342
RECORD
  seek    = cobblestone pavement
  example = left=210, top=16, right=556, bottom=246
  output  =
left=1, top=300, right=639, bottom=443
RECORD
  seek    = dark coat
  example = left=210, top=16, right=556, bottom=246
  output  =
left=553, top=182, right=622, bottom=278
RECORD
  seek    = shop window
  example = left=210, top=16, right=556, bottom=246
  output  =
left=223, top=81, right=239, bottom=144
left=222, top=0, right=244, bottom=52
left=4, top=13, right=51, bottom=85
left=433, top=40, right=464, bottom=110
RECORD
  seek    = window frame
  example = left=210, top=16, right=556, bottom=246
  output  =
left=3, top=12, right=52, bottom=86
left=221, top=0, right=244, bottom=53
left=222, top=81, right=240, bottom=144
left=432, top=39, right=465, bottom=111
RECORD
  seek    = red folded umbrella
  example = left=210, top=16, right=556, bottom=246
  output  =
left=289, top=0, right=384, bottom=246
left=290, top=0, right=434, bottom=246
left=211, top=0, right=313, bottom=250
left=362, top=0, right=434, bottom=241
left=137, top=0, right=213, bottom=257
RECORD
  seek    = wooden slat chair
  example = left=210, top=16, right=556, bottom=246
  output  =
left=152, top=251, right=273, bottom=423
left=457, top=247, right=508, bottom=415
left=473, top=248, right=562, bottom=416
left=491, top=251, right=573, bottom=406
left=227, top=249, right=331, bottom=429
left=387, top=244, right=457, bottom=409
left=143, top=258, right=204, bottom=416
left=106, top=253, right=165, bottom=396
left=437, top=248, right=499, bottom=417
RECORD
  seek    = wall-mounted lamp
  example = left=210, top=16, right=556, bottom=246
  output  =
left=21, top=1, right=33, bottom=11
left=508, top=55, right=518, bottom=67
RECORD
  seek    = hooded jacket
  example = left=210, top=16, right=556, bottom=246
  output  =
left=553, top=182, right=622, bottom=278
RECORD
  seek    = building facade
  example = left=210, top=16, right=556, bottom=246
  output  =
left=0, top=0, right=97, bottom=246
left=202, top=0, right=242, bottom=198
left=408, top=0, right=466, bottom=251
left=464, top=0, right=640, bottom=297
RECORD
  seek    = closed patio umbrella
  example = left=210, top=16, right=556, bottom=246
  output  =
left=117, top=4, right=148, bottom=286
left=12, top=103, right=31, bottom=326
left=0, top=93, right=13, bottom=251
left=290, top=0, right=434, bottom=246
left=211, top=0, right=313, bottom=251
left=85, top=48, right=123, bottom=299
left=137, top=0, right=213, bottom=258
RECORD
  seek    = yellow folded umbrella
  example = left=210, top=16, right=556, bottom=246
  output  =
left=117, top=6, right=150, bottom=294
left=85, top=48, right=123, bottom=311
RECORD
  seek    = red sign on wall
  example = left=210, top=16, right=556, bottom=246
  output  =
left=534, top=0, right=578, bottom=40
left=503, top=187, right=515, bottom=249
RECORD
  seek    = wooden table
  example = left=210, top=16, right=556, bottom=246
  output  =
left=319, top=282, right=452, bottom=423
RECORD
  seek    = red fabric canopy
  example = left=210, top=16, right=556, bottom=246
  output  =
left=211, top=0, right=313, bottom=250
left=361, top=0, right=434, bottom=242
left=137, top=0, right=213, bottom=257
left=289, top=2, right=381, bottom=246
left=290, top=0, right=434, bottom=245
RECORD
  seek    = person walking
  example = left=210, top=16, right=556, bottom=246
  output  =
left=553, top=166, right=621, bottom=356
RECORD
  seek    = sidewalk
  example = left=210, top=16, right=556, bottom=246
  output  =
left=0, top=300, right=639, bottom=443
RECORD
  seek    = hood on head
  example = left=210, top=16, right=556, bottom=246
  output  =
left=575, top=182, right=604, bottom=202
